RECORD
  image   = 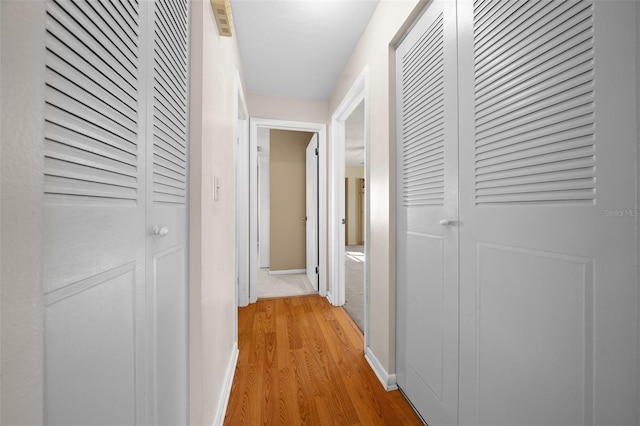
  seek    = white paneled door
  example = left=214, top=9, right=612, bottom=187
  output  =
left=146, top=0, right=189, bottom=424
left=397, top=1, right=638, bottom=425
left=43, top=0, right=189, bottom=424
left=395, top=1, right=459, bottom=424
left=458, top=1, right=638, bottom=425
left=306, top=134, right=319, bottom=290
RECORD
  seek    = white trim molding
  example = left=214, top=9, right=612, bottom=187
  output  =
left=268, top=269, right=306, bottom=275
left=364, top=346, right=398, bottom=392
left=249, top=118, right=327, bottom=304
left=235, top=70, right=250, bottom=309
left=213, top=343, right=239, bottom=426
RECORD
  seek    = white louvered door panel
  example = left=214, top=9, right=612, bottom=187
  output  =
left=395, top=1, right=459, bottom=424
left=458, top=1, right=638, bottom=425
left=43, top=0, right=147, bottom=425
left=145, top=0, right=189, bottom=424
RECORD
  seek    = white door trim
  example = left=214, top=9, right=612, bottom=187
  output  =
left=330, top=67, right=369, bottom=345
left=235, top=71, right=249, bottom=308
left=249, top=118, right=327, bottom=303
left=306, top=134, right=319, bottom=291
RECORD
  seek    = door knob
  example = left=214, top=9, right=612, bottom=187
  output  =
left=439, top=219, right=451, bottom=226
left=153, top=226, right=169, bottom=237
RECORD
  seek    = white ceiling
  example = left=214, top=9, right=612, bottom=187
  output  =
left=230, top=0, right=379, bottom=101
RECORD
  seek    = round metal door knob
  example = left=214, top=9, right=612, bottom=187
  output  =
left=154, top=226, right=170, bottom=237
left=439, top=219, right=451, bottom=226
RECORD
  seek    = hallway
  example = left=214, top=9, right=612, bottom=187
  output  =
left=224, top=295, right=421, bottom=425
left=2, top=0, right=640, bottom=424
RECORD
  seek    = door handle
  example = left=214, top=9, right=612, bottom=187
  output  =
left=153, top=226, right=169, bottom=237
left=439, top=219, right=451, bottom=226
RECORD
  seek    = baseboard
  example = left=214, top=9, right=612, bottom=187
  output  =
left=213, top=342, right=239, bottom=426
left=268, top=269, right=306, bottom=275
left=365, top=346, right=398, bottom=391
left=325, top=290, right=336, bottom=306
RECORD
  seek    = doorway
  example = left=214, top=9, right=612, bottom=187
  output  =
left=256, top=129, right=317, bottom=298
left=343, top=101, right=366, bottom=332
left=248, top=119, right=327, bottom=304
left=330, top=68, right=369, bottom=340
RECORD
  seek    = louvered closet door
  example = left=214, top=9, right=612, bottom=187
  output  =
left=395, top=1, right=459, bottom=424
left=43, top=0, right=147, bottom=424
left=43, top=0, right=190, bottom=424
left=457, top=1, right=638, bottom=425
left=145, top=0, right=189, bottom=424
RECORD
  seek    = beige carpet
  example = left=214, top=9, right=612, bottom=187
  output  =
left=257, top=268, right=316, bottom=299
left=344, top=245, right=365, bottom=332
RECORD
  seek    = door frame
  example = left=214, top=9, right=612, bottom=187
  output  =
left=330, top=67, right=369, bottom=345
left=248, top=118, right=327, bottom=304
left=306, top=134, right=319, bottom=291
left=235, top=72, right=250, bottom=308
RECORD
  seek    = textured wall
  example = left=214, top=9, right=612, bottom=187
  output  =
left=1, top=1, right=46, bottom=424
left=189, top=1, right=247, bottom=423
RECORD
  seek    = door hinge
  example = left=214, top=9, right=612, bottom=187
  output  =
left=315, top=148, right=318, bottom=156
left=315, top=266, right=319, bottom=274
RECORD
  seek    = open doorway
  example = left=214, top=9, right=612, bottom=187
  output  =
left=256, top=129, right=317, bottom=298
left=330, top=67, right=369, bottom=341
left=343, top=101, right=365, bottom=331
left=248, top=118, right=328, bottom=304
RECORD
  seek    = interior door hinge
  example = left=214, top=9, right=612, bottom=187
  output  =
left=315, top=266, right=319, bottom=274
left=315, top=148, right=318, bottom=156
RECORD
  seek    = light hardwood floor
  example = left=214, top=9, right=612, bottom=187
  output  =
left=224, top=295, right=423, bottom=425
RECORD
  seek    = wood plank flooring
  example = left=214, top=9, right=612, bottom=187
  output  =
left=224, top=295, right=423, bottom=425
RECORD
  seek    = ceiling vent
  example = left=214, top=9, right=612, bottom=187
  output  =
left=210, top=0, right=233, bottom=37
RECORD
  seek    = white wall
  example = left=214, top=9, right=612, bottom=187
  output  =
left=248, top=92, right=329, bottom=124
left=257, top=127, right=270, bottom=268
left=1, top=1, right=46, bottom=424
left=189, top=1, right=246, bottom=424
left=328, top=0, right=423, bottom=378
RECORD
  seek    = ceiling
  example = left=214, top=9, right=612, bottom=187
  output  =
left=229, top=0, right=379, bottom=101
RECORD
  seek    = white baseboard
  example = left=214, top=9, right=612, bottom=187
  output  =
left=213, top=343, right=239, bottom=426
left=325, top=290, right=336, bottom=306
left=268, top=269, right=306, bottom=275
left=365, top=346, right=398, bottom=391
